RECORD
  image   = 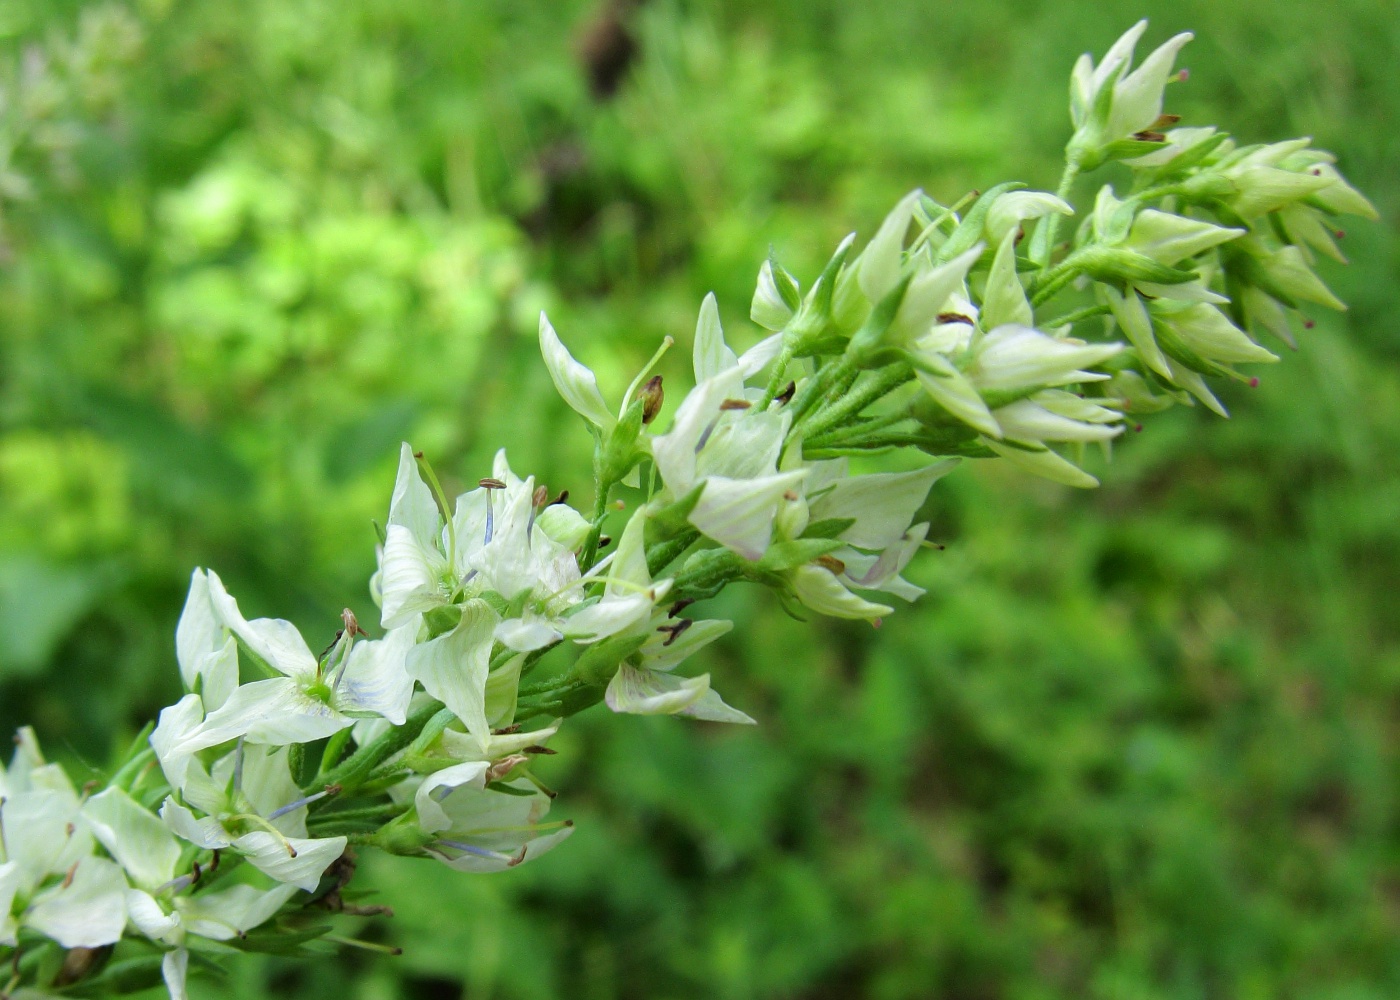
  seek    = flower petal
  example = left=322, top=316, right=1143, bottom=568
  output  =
left=406, top=599, right=498, bottom=752
left=540, top=312, right=615, bottom=431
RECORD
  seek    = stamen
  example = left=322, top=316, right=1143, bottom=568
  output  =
left=228, top=813, right=299, bottom=857
left=719, top=398, right=751, bottom=411
left=695, top=416, right=722, bottom=453
left=551, top=489, right=570, bottom=505
left=816, top=555, right=847, bottom=575
left=936, top=312, right=975, bottom=325
left=267, top=787, right=337, bottom=821
left=775, top=381, right=796, bottom=406
left=435, top=839, right=515, bottom=862
left=479, top=478, right=507, bottom=490
left=61, top=861, right=78, bottom=889
left=155, top=873, right=195, bottom=895
left=620, top=336, right=676, bottom=421
left=324, top=935, right=403, bottom=956
left=657, top=619, right=693, bottom=647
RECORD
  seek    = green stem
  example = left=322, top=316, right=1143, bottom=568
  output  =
left=1041, top=303, right=1110, bottom=330
left=315, top=729, right=353, bottom=783
left=317, top=699, right=444, bottom=798
left=1034, top=160, right=1080, bottom=275
left=806, top=413, right=912, bottom=449
left=802, top=362, right=913, bottom=440
left=1030, top=249, right=1088, bottom=308
left=578, top=471, right=614, bottom=573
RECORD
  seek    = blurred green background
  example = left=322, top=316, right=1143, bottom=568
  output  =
left=2, top=0, right=1398, bottom=997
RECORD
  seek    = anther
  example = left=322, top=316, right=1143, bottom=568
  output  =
left=775, top=381, right=796, bottom=405
left=815, top=555, right=846, bottom=575
left=1335, top=229, right=1346, bottom=240
left=1151, top=113, right=1182, bottom=128
left=871, top=618, right=883, bottom=629
left=480, top=478, right=506, bottom=490
left=719, top=398, right=751, bottom=411
left=413, top=451, right=424, bottom=459
left=657, top=619, right=693, bottom=646
left=342, top=608, right=368, bottom=638
left=638, top=375, right=665, bottom=424
left=783, top=490, right=798, bottom=501
left=524, top=745, right=556, bottom=755
left=551, top=489, right=570, bottom=505
left=65, top=822, right=75, bottom=838
left=1249, top=377, right=1260, bottom=388
left=1311, top=168, right=1322, bottom=176
left=1175, top=68, right=1189, bottom=82
left=191, top=861, right=202, bottom=884
left=1303, top=319, right=1315, bottom=329
left=668, top=598, right=695, bottom=618
left=533, top=485, right=549, bottom=508
left=1132, top=130, right=1167, bottom=143
left=61, top=862, right=78, bottom=889
left=493, top=724, right=522, bottom=735
left=1134, top=423, right=1144, bottom=433
left=598, top=535, right=613, bottom=549
left=936, top=312, right=974, bottom=325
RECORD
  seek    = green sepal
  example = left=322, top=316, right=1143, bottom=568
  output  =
left=936, top=181, right=1025, bottom=264
left=801, top=517, right=857, bottom=540
left=1077, top=245, right=1198, bottom=285
left=423, top=604, right=464, bottom=638
left=758, top=538, right=844, bottom=572
left=650, top=483, right=704, bottom=535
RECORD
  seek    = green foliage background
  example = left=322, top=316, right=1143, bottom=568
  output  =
left=1, top=0, right=1397, bottom=996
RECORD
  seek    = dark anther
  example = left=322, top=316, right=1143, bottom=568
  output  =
left=319, top=630, right=344, bottom=662
left=1150, top=113, right=1182, bottom=128
left=668, top=597, right=695, bottom=618
left=480, top=478, right=507, bottom=490
left=638, top=375, right=665, bottom=424
left=523, top=745, right=557, bottom=755
left=657, top=618, right=694, bottom=646
left=775, top=381, right=797, bottom=405
left=815, top=555, right=847, bottom=575
left=598, top=535, right=613, bottom=548
left=936, top=312, right=975, bottom=325
left=210, top=849, right=221, bottom=871
left=1132, top=130, right=1167, bottom=142
left=1134, top=423, right=1144, bottom=433
left=783, top=490, right=798, bottom=501
left=191, top=861, right=202, bottom=883
left=493, top=724, right=522, bottom=735
left=1303, top=319, right=1315, bottom=329
left=533, top=485, right=549, bottom=507
left=719, top=398, right=751, bottom=411
left=413, top=451, right=424, bottom=459
left=551, top=489, right=570, bottom=505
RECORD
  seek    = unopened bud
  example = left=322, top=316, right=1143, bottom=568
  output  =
left=638, top=375, right=664, bottom=424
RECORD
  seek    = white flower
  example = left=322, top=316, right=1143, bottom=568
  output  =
left=604, top=616, right=753, bottom=724
left=159, top=744, right=347, bottom=892
left=0, top=731, right=127, bottom=949
left=413, top=764, right=573, bottom=873
left=151, top=569, right=418, bottom=782
left=651, top=369, right=806, bottom=559
left=1069, top=22, right=1193, bottom=163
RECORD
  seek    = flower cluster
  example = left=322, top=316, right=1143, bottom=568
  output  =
left=0, top=22, right=1373, bottom=998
